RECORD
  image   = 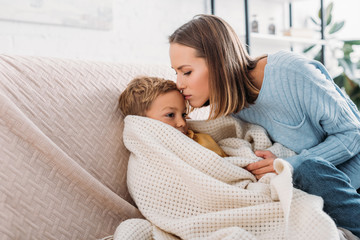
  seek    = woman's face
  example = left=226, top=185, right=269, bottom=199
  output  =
left=169, top=43, right=210, bottom=108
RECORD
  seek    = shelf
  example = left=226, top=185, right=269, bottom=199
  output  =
left=249, top=33, right=326, bottom=45
left=242, top=0, right=326, bottom=63
left=268, top=0, right=311, bottom=2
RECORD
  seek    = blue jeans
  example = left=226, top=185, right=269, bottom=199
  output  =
left=337, top=154, right=360, bottom=189
left=293, top=157, right=360, bottom=238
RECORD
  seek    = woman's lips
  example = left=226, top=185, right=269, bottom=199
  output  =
left=184, top=95, right=191, bottom=100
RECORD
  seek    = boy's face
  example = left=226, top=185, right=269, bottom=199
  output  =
left=146, top=90, right=188, bottom=134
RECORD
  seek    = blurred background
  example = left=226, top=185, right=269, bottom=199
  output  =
left=0, top=0, right=359, bottom=106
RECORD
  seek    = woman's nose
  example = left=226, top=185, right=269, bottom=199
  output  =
left=176, top=76, right=185, bottom=90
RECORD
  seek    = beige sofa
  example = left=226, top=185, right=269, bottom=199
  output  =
left=0, top=54, right=178, bottom=239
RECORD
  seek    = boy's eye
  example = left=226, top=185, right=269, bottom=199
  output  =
left=166, top=113, right=175, bottom=118
left=184, top=71, right=191, bottom=76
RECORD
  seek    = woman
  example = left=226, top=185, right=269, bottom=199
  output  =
left=169, top=14, right=360, bottom=237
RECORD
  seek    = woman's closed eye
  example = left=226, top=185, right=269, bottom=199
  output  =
left=183, top=71, right=191, bottom=76
left=182, top=113, right=187, bottom=118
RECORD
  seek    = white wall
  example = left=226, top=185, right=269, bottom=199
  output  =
left=0, top=0, right=210, bottom=64
left=0, top=0, right=358, bottom=66
left=215, top=0, right=289, bottom=57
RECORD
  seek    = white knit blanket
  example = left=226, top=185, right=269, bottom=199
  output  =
left=115, top=115, right=339, bottom=240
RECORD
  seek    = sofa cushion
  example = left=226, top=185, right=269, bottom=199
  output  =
left=0, top=54, right=175, bottom=239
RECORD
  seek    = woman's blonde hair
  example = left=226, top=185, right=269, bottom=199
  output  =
left=169, top=14, right=264, bottom=119
left=119, top=76, right=180, bottom=117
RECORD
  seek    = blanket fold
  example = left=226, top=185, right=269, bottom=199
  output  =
left=115, top=116, right=339, bottom=240
left=0, top=78, right=142, bottom=239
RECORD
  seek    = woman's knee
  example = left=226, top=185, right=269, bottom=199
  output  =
left=293, top=157, right=351, bottom=191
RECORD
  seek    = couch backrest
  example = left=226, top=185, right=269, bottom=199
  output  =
left=0, top=54, right=176, bottom=239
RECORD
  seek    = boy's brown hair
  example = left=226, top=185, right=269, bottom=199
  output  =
left=119, top=76, right=179, bottom=117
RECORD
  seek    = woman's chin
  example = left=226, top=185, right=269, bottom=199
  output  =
left=188, top=101, right=202, bottom=108
left=189, top=100, right=209, bottom=108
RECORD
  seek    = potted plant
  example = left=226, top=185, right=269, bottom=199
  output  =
left=304, top=2, right=360, bottom=108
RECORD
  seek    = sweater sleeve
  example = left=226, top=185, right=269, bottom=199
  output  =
left=284, top=61, right=360, bottom=169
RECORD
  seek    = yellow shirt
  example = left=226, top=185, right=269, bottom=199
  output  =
left=186, top=130, right=228, bottom=157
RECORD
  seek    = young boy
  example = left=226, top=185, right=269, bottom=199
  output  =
left=118, top=76, right=227, bottom=157
left=116, top=78, right=347, bottom=240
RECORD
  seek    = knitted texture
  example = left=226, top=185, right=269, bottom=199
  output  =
left=114, top=116, right=339, bottom=240
left=0, top=54, right=178, bottom=239
left=235, top=50, right=360, bottom=188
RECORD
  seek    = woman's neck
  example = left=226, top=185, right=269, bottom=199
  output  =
left=249, top=57, right=267, bottom=90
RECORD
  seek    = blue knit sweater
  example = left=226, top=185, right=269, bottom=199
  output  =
left=234, top=50, right=360, bottom=183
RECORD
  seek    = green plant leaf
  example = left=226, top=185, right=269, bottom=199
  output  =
left=327, top=14, right=332, bottom=26
left=350, top=76, right=360, bottom=86
left=344, top=76, right=359, bottom=95
left=334, top=74, right=345, bottom=88
left=344, top=40, right=360, bottom=45
left=328, top=21, right=345, bottom=34
left=326, top=2, right=333, bottom=16
left=350, top=87, right=360, bottom=102
left=308, top=1, right=360, bottom=109
left=352, top=98, right=360, bottom=109
left=314, top=50, right=322, bottom=62
left=318, top=2, right=333, bottom=20
left=310, top=16, right=320, bottom=26
left=303, top=45, right=316, bottom=53
left=343, top=43, right=354, bottom=58
left=338, top=72, right=360, bottom=110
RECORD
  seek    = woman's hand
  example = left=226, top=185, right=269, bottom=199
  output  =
left=245, top=150, right=277, bottom=180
